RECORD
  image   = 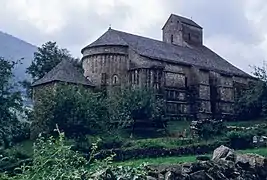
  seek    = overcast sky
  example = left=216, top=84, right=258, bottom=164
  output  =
left=1, top=0, right=267, bottom=73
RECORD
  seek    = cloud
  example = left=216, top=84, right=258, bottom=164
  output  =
left=0, top=0, right=267, bottom=72
left=206, top=35, right=265, bottom=74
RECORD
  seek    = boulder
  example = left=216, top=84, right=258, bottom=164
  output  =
left=189, top=170, right=210, bottom=180
left=212, top=145, right=235, bottom=161
left=146, top=176, right=157, bottom=180
left=236, top=153, right=267, bottom=168
left=164, top=171, right=174, bottom=180
left=236, top=153, right=267, bottom=178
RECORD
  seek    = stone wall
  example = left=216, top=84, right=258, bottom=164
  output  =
left=82, top=45, right=129, bottom=87
left=162, top=15, right=203, bottom=46
left=32, top=82, right=56, bottom=103
left=81, top=45, right=250, bottom=120
left=182, top=23, right=203, bottom=45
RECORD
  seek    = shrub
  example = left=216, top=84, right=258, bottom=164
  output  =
left=108, top=87, right=166, bottom=136
left=190, top=119, right=226, bottom=140
left=225, top=130, right=254, bottom=149
left=123, top=138, right=194, bottom=149
left=0, top=122, right=30, bottom=149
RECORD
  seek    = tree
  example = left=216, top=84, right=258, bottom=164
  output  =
left=21, top=41, right=72, bottom=98
left=108, top=87, right=165, bottom=137
left=235, top=65, right=267, bottom=120
left=31, top=85, right=109, bottom=138
left=0, top=57, right=28, bottom=148
left=26, top=41, right=72, bottom=81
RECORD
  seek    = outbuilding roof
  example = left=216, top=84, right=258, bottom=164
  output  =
left=31, top=59, right=94, bottom=87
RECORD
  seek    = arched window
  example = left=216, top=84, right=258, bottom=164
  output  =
left=112, top=74, right=119, bottom=85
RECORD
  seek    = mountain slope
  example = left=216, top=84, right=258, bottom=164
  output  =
left=0, top=31, right=37, bottom=82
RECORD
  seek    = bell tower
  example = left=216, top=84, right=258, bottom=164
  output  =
left=162, top=14, right=203, bottom=46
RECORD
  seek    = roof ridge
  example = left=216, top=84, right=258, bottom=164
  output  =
left=109, top=28, right=129, bottom=45
left=110, top=28, right=194, bottom=51
left=162, top=14, right=202, bottom=30
left=111, top=28, right=173, bottom=47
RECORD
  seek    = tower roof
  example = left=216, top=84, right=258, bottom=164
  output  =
left=81, top=28, right=128, bottom=53
left=162, top=14, right=202, bottom=29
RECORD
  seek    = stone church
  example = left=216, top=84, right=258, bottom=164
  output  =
left=32, top=14, right=252, bottom=120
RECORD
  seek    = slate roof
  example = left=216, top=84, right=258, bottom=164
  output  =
left=162, top=14, right=202, bottom=29
left=32, top=59, right=94, bottom=87
left=81, top=28, right=128, bottom=52
left=83, top=28, right=250, bottom=78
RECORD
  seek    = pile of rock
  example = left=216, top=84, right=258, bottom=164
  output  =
left=147, top=145, right=267, bottom=180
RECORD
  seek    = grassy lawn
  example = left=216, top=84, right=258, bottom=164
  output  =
left=114, top=155, right=197, bottom=167
left=167, top=120, right=191, bottom=132
left=5, top=140, right=34, bottom=158
left=226, top=119, right=266, bottom=127
left=116, top=147, right=267, bottom=167
left=238, top=147, right=267, bottom=156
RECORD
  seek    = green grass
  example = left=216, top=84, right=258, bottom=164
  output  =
left=225, top=119, right=266, bottom=127
left=114, top=155, right=198, bottom=167
left=123, top=137, right=194, bottom=149
left=238, top=147, right=267, bottom=156
left=5, top=140, right=34, bottom=158
left=167, top=120, right=191, bottom=133
left=116, top=147, right=267, bottom=167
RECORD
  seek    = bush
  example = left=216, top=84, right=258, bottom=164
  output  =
left=225, top=130, right=254, bottom=149
left=190, top=119, right=226, bottom=140
left=123, top=138, right=194, bottom=149
left=108, top=87, right=165, bottom=136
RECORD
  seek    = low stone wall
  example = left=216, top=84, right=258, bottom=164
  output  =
left=146, top=145, right=267, bottom=180
left=91, top=141, right=228, bottom=161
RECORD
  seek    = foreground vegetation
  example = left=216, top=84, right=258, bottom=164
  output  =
left=0, top=129, right=148, bottom=180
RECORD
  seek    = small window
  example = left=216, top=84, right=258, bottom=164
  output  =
left=112, top=74, right=119, bottom=85
left=171, top=34, right=174, bottom=43
left=134, top=70, right=139, bottom=84
left=188, top=33, right=191, bottom=41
